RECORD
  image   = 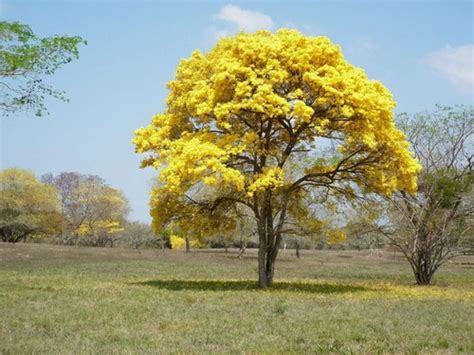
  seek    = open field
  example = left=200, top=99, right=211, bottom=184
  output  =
left=1, top=243, right=473, bottom=353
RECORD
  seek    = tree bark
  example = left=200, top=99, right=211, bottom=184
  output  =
left=255, top=189, right=289, bottom=288
left=413, top=252, right=435, bottom=285
left=257, top=223, right=282, bottom=287
left=414, top=267, right=433, bottom=285
left=257, top=213, right=268, bottom=287
left=185, top=237, right=190, bottom=252
left=238, top=243, right=247, bottom=259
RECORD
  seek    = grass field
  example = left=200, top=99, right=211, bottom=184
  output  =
left=1, top=243, right=473, bottom=353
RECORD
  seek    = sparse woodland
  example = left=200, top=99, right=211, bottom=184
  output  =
left=1, top=12, right=473, bottom=354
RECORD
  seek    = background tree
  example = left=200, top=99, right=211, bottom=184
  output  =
left=41, top=172, right=81, bottom=243
left=75, top=179, right=128, bottom=247
left=204, top=203, right=257, bottom=254
left=134, top=30, right=420, bottom=287
left=383, top=106, right=473, bottom=285
left=42, top=172, right=129, bottom=246
left=0, top=21, right=85, bottom=116
left=234, top=209, right=258, bottom=258
left=169, top=233, right=186, bottom=249
left=346, top=223, right=386, bottom=254
left=343, top=201, right=387, bottom=253
left=155, top=228, right=171, bottom=250
left=118, top=220, right=156, bottom=249
left=281, top=190, right=350, bottom=257
left=0, top=168, right=61, bottom=242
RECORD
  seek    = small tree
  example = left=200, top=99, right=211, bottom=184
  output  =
left=134, top=30, right=420, bottom=287
left=156, top=228, right=171, bottom=250
left=0, top=21, right=85, bottom=116
left=120, top=221, right=156, bottom=249
left=384, top=107, right=473, bottom=285
left=0, top=168, right=61, bottom=242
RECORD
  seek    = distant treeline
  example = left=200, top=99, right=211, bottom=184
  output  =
left=0, top=169, right=158, bottom=248
left=0, top=168, right=388, bottom=252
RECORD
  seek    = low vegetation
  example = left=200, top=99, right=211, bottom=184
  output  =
left=1, top=243, right=473, bottom=353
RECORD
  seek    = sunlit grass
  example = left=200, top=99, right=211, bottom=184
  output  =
left=133, top=278, right=474, bottom=301
left=1, top=243, right=473, bottom=353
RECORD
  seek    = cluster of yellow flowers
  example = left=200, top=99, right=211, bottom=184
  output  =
left=293, top=100, right=315, bottom=123
left=247, top=167, right=285, bottom=197
left=169, top=234, right=185, bottom=249
left=78, top=220, right=123, bottom=236
left=133, top=29, right=421, bottom=232
left=326, top=229, right=347, bottom=246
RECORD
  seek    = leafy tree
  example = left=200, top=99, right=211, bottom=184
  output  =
left=42, top=172, right=129, bottom=246
left=383, top=106, right=473, bottom=285
left=0, top=21, right=85, bottom=116
left=0, top=168, right=61, bottom=242
left=133, top=30, right=420, bottom=287
left=156, top=228, right=171, bottom=250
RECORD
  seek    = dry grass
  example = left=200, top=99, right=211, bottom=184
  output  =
left=1, top=243, right=473, bottom=353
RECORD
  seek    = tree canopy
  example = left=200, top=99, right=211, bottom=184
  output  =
left=133, top=29, right=421, bottom=287
left=0, top=168, right=61, bottom=242
left=42, top=172, right=129, bottom=246
left=0, top=21, right=85, bottom=116
left=387, top=106, right=473, bottom=284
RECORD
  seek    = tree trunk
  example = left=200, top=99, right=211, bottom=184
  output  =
left=257, top=250, right=278, bottom=287
left=238, top=243, right=247, bottom=259
left=257, top=230, right=281, bottom=288
left=257, top=233, right=269, bottom=287
left=185, top=237, right=190, bottom=253
left=413, top=257, right=434, bottom=285
left=0, top=227, right=32, bottom=243
left=295, top=239, right=301, bottom=258
left=254, top=188, right=289, bottom=288
left=413, top=235, right=434, bottom=285
left=414, top=269, right=433, bottom=285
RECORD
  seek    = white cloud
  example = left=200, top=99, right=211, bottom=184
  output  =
left=425, top=44, right=474, bottom=94
left=215, top=4, right=274, bottom=33
left=207, top=27, right=231, bottom=41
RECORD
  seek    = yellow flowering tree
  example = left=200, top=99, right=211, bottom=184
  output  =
left=42, top=172, right=129, bottom=246
left=169, top=234, right=186, bottom=249
left=73, top=181, right=128, bottom=246
left=0, top=168, right=61, bottom=242
left=134, top=30, right=420, bottom=287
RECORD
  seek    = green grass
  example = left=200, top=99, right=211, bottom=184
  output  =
left=1, top=243, right=473, bottom=353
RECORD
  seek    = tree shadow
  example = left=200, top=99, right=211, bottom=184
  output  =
left=133, top=279, right=373, bottom=294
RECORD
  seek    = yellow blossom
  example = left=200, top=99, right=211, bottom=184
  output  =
left=133, top=29, right=420, bottom=238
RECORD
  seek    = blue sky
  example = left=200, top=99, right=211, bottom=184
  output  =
left=1, top=0, right=473, bottom=222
